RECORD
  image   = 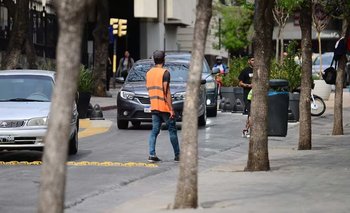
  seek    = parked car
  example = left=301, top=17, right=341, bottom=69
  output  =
left=116, top=59, right=207, bottom=129
left=0, top=70, right=79, bottom=155
left=165, top=52, right=218, bottom=117
left=312, top=52, right=334, bottom=74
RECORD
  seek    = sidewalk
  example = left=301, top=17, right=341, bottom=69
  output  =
left=107, top=90, right=350, bottom=213
left=89, top=87, right=120, bottom=111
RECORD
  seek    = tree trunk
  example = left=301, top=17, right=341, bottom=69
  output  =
left=245, top=0, right=274, bottom=171
left=332, top=19, right=349, bottom=135
left=25, top=33, right=38, bottom=69
left=1, top=0, right=29, bottom=69
left=317, top=31, right=322, bottom=76
left=173, top=0, right=212, bottom=209
left=276, top=28, right=281, bottom=62
left=332, top=54, right=345, bottom=135
left=37, top=1, right=95, bottom=213
left=298, top=0, right=312, bottom=150
left=92, top=0, right=109, bottom=97
left=280, top=35, right=284, bottom=63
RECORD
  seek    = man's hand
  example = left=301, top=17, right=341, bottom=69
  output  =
left=170, top=110, right=175, bottom=119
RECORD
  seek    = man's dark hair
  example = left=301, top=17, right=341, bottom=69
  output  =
left=153, top=50, right=165, bottom=65
left=247, top=54, right=254, bottom=59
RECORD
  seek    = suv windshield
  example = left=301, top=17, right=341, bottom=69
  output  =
left=127, top=62, right=189, bottom=82
left=0, top=75, right=54, bottom=102
left=165, top=55, right=210, bottom=73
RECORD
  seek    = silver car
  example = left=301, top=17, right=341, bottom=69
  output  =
left=0, top=70, right=79, bottom=155
left=312, top=52, right=334, bottom=74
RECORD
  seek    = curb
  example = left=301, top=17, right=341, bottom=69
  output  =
left=100, top=105, right=118, bottom=111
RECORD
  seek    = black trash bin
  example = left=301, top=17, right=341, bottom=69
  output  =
left=268, top=79, right=289, bottom=137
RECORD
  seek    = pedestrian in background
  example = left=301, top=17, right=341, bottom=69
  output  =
left=238, top=55, right=254, bottom=115
left=213, top=56, right=228, bottom=99
left=146, top=50, right=180, bottom=163
left=242, top=89, right=252, bottom=138
left=117, top=50, right=134, bottom=81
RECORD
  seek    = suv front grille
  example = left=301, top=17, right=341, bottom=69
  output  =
left=0, top=120, right=25, bottom=128
left=137, top=97, right=150, bottom=104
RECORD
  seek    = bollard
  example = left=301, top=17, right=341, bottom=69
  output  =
left=90, top=104, right=105, bottom=120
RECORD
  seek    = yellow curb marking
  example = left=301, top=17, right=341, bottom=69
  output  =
left=0, top=161, right=158, bottom=168
left=78, top=119, right=111, bottom=139
left=79, top=119, right=91, bottom=129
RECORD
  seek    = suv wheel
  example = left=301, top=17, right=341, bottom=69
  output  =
left=68, top=129, right=78, bottom=155
left=198, top=110, right=207, bottom=127
left=117, top=119, right=129, bottom=129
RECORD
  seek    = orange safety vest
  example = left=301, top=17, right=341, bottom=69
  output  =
left=146, top=67, right=172, bottom=113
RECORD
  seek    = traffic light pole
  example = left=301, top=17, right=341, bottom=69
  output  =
left=112, top=35, right=118, bottom=89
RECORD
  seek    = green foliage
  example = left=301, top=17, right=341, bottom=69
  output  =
left=270, top=41, right=302, bottom=92
left=221, top=57, right=248, bottom=87
left=322, top=0, right=350, bottom=19
left=213, top=3, right=254, bottom=52
left=78, top=65, right=93, bottom=93
left=37, top=59, right=56, bottom=71
left=275, top=0, right=304, bottom=12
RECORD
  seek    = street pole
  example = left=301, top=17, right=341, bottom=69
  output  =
left=112, top=35, right=117, bottom=89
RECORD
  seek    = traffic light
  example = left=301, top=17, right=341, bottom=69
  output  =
left=110, top=18, right=119, bottom=35
left=118, top=19, right=127, bottom=37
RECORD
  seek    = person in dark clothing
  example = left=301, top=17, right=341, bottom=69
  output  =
left=238, top=56, right=254, bottom=115
left=117, top=50, right=134, bottom=81
left=146, top=50, right=180, bottom=163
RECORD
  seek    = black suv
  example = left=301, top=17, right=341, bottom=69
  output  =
left=165, top=52, right=218, bottom=117
left=116, top=59, right=207, bottom=129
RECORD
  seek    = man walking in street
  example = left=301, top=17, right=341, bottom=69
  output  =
left=146, top=50, right=180, bottom=163
left=238, top=55, right=254, bottom=115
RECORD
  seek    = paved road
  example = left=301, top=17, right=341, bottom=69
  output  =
left=0, top=111, right=251, bottom=213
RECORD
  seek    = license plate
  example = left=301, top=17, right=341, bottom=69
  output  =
left=144, top=107, right=151, bottom=113
left=0, top=135, right=15, bottom=143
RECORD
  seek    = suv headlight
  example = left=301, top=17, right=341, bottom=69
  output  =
left=173, top=92, right=186, bottom=100
left=120, top=91, right=135, bottom=100
left=205, top=81, right=216, bottom=90
left=27, top=117, right=48, bottom=126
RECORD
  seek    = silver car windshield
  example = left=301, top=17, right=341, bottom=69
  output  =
left=0, top=75, right=54, bottom=102
left=127, top=63, right=189, bottom=82
left=313, top=54, right=333, bottom=65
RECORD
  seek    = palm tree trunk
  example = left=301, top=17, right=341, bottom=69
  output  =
left=245, top=0, right=274, bottom=171
left=298, top=0, right=312, bottom=150
left=173, top=0, right=212, bottom=209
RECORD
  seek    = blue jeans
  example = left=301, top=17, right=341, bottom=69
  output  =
left=148, top=113, right=180, bottom=157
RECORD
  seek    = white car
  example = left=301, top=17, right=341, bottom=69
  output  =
left=0, top=70, right=79, bottom=155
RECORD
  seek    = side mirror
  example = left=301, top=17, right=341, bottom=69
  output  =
left=212, top=67, right=220, bottom=74
left=75, top=91, right=79, bottom=104
left=115, top=77, right=125, bottom=84
left=201, top=79, right=207, bottom=85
